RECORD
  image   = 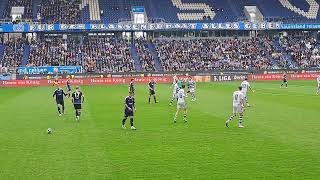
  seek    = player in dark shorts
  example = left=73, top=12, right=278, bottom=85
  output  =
left=122, top=91, right=137, bottom=130
left=53, top=86, right=67, bottom=116
left=71, top=86, right=85, bottom=122
left=148, top=79, right=157, bottom=103
left=129, top=79, right=135, bottom=96
left=280, top=74, right=288, bottom=88
left=66, top=78, right=71, bottom=98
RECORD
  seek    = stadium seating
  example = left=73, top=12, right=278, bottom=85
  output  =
left=28, top=36, right=135, bottom=73
left=2, top=0, right=33, bottom=20
left=38, top=0, right=82, bottom=24
left=155, top=38, right=272, bottom=71
left=280, top=36, right=320, bottom=68
left=0, top=0, right=319, bottom=23
left=1, top=38, right=25, bottom=68
left=1, top=35, right=319, bottom=72
left=134, top=39, right=156, bottom=72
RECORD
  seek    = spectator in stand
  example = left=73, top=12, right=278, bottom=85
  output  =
left=28, top=36, right=135, bottom=73
left=135, top=39, right=156, bottom=72
left=281, top=36, right=320, bottom=68
left=1, top=38, right=25, bottom=68
left=155, top=38, right=272, bottom=72
left=39, top=0, right=81, bottom=24
left=3, top=0, right=33, bottom=20
left=28, top=37, right=79, bottom=67
left=81, top=36, right=135, bottom=73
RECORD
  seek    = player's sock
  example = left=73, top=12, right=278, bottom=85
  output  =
left=239, top=116, right=243, bottom=126
left=130, top=118, right=134, bottom=127
left=227, top=115, right=236, bottom=123
left=148, top=96, right=151, bottom=103
left=170, top=98, right=174, bottom=105
left=174, top=112, right=178, bottom=122
left=122, top=118, right=127, bottom=125
left=183, top=114, right=187, bottom=122
left=62, top=105, right=65, bottom=114
left=154, top=96, right=157, bottom=103
left=57, top=107, right=61, bottom=114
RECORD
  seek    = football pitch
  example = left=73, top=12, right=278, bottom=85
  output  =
left=0, top=80, right=319, bottom=179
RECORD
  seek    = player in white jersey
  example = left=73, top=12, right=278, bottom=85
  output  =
left=226, top=86, right=245, bottom=128
left=174, top=84, right=187, bottom=123
left=317, top=75, right=320, bottom=95
left=240, top=78, right=254, bottom=107
left=169, top=82, right=180, bottom=106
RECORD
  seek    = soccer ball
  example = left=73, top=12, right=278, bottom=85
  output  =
left=47, top=128, right=53, bottom=134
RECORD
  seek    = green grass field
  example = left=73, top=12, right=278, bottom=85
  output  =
left=0, top=81, right=319, bottom=179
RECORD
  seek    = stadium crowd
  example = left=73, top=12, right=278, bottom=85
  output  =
left=155, top=38, right=272, bottom=71
left=39, top=0, right=81, bottom=24
left=135, top=39, right=156, bottom=72
left=81, top=36, right=135, bottom=73
left=1, top=38, right=25, bottom=68
left=281, top=37, right=320, bottom=68
left=2, top=36, right=320, bottom=72
left=259, top=36, right=290, bottom=69
left=3, top=0, right=33, bottom=19
left=28, top=37, right=79, bottom=67
left=28, top=36, right=135, bottom=73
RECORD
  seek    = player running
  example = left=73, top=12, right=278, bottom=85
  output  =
left=129, top=79, right=135, bottom=96
left=280, top=74, right=288, bottom=88
left=317, top=75, right=320, bottom=95
left=71, top=86, right=85, bottom=122
left=66, top=78, right=71, bottom=98
left=122, top=91, right=137, bottom=130
left=240, top=78, right=254, bottom=107
left=148, top=79, right=157, bottom=103
left=169, top=81, right=180, bottom=106
left=53, top=86, right=67, bottom=116
left=226, top=86, right=245, bottom=128
left=174, top=84, right=187, bottom=123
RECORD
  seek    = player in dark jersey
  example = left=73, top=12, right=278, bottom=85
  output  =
left=148, top=79, right=157, bottom=103
left=66, top=78, right=71, bottom=98
left=129, top=79, right=135, bottom=96
left=122, top=91, right=137, bottom=130
left=71, top=86, right=85, bottom=122
left=53, top=86, right=67, bottom=116
left=280, top=74, right=288, bottom=88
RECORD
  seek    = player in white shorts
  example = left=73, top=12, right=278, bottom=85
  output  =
left=317, top=75, right=320, bottom=95
left=240, top=78, right=254, bottom=107
left=169, top=82, right=180, bottom=106
left=226, top=86, right=245, bottom=128
left=174, top=84, right=187, bottom=123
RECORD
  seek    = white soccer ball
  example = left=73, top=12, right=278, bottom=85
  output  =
left=47, top=128, right=53, bottom=134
